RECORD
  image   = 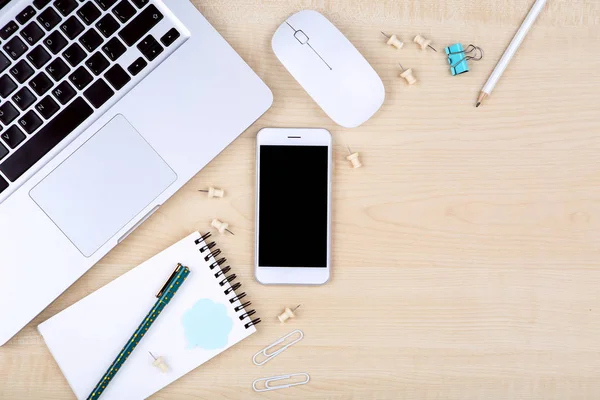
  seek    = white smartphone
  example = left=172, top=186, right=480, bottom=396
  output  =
left=255, top=128, right=332, bottom=285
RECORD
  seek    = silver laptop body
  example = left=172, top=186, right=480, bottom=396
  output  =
left=0, top=0, right=272, bottom=345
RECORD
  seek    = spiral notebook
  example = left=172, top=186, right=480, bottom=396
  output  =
left=38, top=232, right=260, bottom=400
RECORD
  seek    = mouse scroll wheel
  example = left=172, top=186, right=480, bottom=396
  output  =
left=294, top=30, right=309, bottom=45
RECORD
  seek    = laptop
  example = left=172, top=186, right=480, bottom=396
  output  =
left=0, top=0, right=272, bottom=345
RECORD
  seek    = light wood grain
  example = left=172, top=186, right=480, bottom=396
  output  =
left=2, top=0, right=600, bottom=399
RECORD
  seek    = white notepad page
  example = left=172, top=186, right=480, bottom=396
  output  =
left=38, top=232, right=256, bottom=400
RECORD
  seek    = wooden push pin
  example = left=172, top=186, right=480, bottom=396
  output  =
left=149, top=352, right=169, bottom=373
left=413, top=35, right=437, bottom=52
left=198, top=187, right=225, bottom=198
left=211, top=219, right=234, bottom=235
left=278, top=305, right=301, bottom=323
left=398, top=63, right=417, bottom=85
left=381, top=31, right=404, bottom=49
left=346, top=147, right=362, bottom=169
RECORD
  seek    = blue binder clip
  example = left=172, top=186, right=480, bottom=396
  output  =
left=444, top=44, right=484, bottom=76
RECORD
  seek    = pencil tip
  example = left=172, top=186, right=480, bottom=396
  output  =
left=476, top=92, right=487, bottom=107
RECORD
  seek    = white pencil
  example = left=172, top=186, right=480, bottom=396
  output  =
left=476, top=0, right=548, bottom=107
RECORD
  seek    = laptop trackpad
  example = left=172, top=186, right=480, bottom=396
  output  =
left=30, top=115, right=177, bottom=257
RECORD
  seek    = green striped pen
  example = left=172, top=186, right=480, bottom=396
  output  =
left=87, top=264, right=191, bottom=400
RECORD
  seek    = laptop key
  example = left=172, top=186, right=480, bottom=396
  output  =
left=20, top=21, right=45, bottom=45
left=60, top=16, right=85, bottom=40
left=18, top=110, right=43, bottom=134
left=63, top=43, right=86, bottom=66
left=3, top=126, right=20, bottom=148
left=102, top=37, right=125, bottom=61
left=112, top=0, right=136, bottom=23
left=119, top=5, right=163, bottom=46
left=0, top=52, right=11, bottom=74
left=4, top=36, right=28, bottom=60
left=0, top=145, right=7, bottom=163
left=137, top=34, right=155, bottom=52
left=69, top=66, right=93, bottom=90
left=131, top=0, right=148, bottom=8
left=143, top=44, right=163, bottom=63
left=27, top=45, right=52, bottom=68
left=79, top=28, right=103, bottom=52
left=29, top=72, right=54, bottom=96
left=1, top=125, right=25, bottom=148
left=54, top=0, right=79, bottom=16
left=52, top=81, right=76, bottom=104
left=46, top=57, right=71, bottom=80
left=160, top=28, right=180, bottom=47
left=0, top=97, right=94, bottom=181
left=33, top=0, right=53, bottom=10
left=127, top=57, right=146, bottom=76
left=12, top=87, right=37, bottom=110
left=85, top=52, right=109, bottom=75
left=95, top=14, right=119, bottom=37
left=93, top=0, right=118, bottom=11
left=83, top=77, right=113, bottom=108
left=0, top=174, right=7, bottom=193
left=16, top=6, right=37, bottom=25
left=0, top=75, right=18, bottom=98
left=35, top=95, right=60, bottom=119
left=37, top=7, right=62, bottom=31
left=137, top=34, right=163, bottom=61
left=0, top=21, right=19, bottom=40
left=0, top=102, right=19, bottom=125
left=10, top=60, right=34, bottom=84
left=104, top=64, right=129, bottom=90
left=44, top=30, right=68, bottom=54
left=77, top=1, right=102, bottom=25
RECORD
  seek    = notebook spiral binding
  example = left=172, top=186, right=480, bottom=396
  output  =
left=195, top=232, right=261, bottom=329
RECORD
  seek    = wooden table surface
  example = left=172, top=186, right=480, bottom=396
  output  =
left=2, top=0, right=600, bottom=399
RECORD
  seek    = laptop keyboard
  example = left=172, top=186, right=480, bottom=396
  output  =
left=0, top=0, right=183, bottom=193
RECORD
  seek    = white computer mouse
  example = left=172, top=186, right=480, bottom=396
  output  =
left=272, top=10, right=385, bottom=128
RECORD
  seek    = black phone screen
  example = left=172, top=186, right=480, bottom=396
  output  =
left=258, top=145, right=329, bottom=268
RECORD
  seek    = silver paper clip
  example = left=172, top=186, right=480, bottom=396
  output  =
left=252, top=329, right=304, bottom=366
left=252, top=373, right=310, bottom=392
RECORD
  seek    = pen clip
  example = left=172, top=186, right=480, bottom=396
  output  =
left=156, top=264, right=183, bottom=298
